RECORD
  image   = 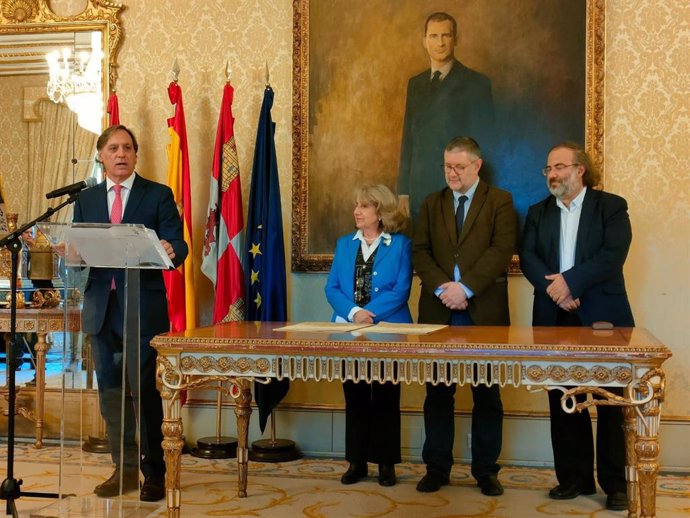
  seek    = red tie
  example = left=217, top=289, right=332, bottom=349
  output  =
left=110, top=185, right=123, bottom=289
left=110, top=184, right=123, bottom=224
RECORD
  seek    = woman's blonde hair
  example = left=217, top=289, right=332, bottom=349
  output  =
left=353, top=184, right=407, bottom=233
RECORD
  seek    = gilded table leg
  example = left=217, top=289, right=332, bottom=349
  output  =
left=623, top=405, right=638, bottom=518
left=234, top=378, right=252, bottom=497
left=33, top=332, right=48, bottom=449
left=634, top=378, right=662, bottom=518
left=161, top=392, right=183, bottom=518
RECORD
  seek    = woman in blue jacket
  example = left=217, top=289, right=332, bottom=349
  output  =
left=325, top=184, right=413, bottom=487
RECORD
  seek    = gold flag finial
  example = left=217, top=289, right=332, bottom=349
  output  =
left=265, top=61, right=270, bottom=87
left=225, top=60, right=232, bottom=83
left=171, top=57, right=180, bottom=82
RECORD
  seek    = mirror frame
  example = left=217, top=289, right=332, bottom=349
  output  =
left=0, top=0, right=125, bottom=123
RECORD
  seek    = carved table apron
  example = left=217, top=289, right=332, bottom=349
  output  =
left=151, top=322, right=671, bottom=518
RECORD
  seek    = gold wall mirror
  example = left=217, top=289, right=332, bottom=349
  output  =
left=0, top=0, right=124, bottom=224
left=0, top=0, right=124, bottom=404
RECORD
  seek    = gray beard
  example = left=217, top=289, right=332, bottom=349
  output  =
left=549, top=175, right=579, bottom=200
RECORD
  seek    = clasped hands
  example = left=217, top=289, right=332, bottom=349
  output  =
left=545, top=273, right=580, bottom=312
left=438, top=282, right=469, bottom=311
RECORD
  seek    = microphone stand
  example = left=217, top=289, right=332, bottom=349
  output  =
left=0, top=194, right=79, bottom=517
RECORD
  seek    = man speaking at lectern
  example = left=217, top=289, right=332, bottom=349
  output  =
left=72, top=125, right=188, bottom=502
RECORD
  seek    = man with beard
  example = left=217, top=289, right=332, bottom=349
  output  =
left=520, top=141, right=633, bottom=511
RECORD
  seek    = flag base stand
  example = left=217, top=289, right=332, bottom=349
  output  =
left=249, top=438, right=301, bottom=463
left=191, top=436, right=237, bottom=459
left=249, top=410, right=301, bottom=463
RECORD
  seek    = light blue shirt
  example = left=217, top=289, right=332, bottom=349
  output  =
left=435, top=179, right=480, bottom=300
left=557, top=187, right=587, bottom=272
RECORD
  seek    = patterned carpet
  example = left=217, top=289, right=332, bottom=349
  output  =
left=2, top=442, right=689, bottom=517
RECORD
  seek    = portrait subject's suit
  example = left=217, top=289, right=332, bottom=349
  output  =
left=398, top=59, right=494, bottom=220
left=520, top=188, right=633, bottom=494
left=413, top=181, right=516, bottom=480
left=325, top=232, right=412, bottom=465
left=73, top=173, right=187, bottom=477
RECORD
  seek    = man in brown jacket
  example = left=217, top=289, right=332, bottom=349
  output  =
left=412, top=136, right=516, bottom=495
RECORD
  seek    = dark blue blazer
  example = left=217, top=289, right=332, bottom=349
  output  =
left=520, top=188, right=634, bottom=327
left=325, top=233, right=413, bottom=324
left=72, top=174, right=188, bottom=336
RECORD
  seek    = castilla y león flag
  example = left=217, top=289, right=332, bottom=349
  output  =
left=201, top=82, right=245, bottom=323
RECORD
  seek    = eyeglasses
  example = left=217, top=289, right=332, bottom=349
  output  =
left=443, top=159, right=477, bottom=174
left=541, top=163, right=579, bottom=176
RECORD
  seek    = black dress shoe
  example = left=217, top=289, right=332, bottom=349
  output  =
left=140, top=474, right=165, bottom=502
left=94, top=468, right=139, bottom=497
left=340, top=463, right=367, bottom=485
left=378, top=464, right=396, bottom=487
left=548, top=484, right=596, bottom=500
left=477, top=474, right=504, bottom=496
left=606, top=491, right=628, bottom=511
left=416, top=471, right=450, bottom=493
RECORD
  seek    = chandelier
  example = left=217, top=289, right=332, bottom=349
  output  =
left=45, top=32, right=103, bottom=134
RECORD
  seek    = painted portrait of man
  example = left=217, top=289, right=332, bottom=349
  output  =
left=296, top=0, right=588, bottom=265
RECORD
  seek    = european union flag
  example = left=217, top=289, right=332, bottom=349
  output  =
left=245, top=86, right=289, bottom=433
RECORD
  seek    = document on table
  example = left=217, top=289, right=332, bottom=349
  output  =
left=273, top=322, right=371, bottom=332
left=274, top=322, right=447, bottom=335
left=358, top=322, right=447, bottom=335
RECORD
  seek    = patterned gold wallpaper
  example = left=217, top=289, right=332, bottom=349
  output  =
left=16, top=0, right=687, bottom=417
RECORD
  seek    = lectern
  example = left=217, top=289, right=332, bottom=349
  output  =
left=33, top=222, right=172, bottom=518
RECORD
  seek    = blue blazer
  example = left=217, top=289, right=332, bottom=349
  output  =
left=325, top=233, right=413, bottom=324
left=520, top=188, right=634, bottom=327
left=73, top=174, right=188, bottom=337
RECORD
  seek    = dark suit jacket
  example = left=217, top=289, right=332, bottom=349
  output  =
left=520, top=188, right=634, bottom=327
left=72, top=174, right=188, bottom=337
left=413, top=181, right=516, bottom=325
left=325, top=233, right=413, bottom=324
left=398, top=59, right=494, bottom=220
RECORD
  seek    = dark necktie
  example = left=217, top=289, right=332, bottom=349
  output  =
left=431, top=70, right=442, bottom=90
left=456, top=195, right=468, bottom=238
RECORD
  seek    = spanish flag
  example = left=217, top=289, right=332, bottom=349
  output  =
left=164, top=81, right=196, bottom=331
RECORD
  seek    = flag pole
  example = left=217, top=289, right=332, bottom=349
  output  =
left=191, top=381, right=237, bottom=459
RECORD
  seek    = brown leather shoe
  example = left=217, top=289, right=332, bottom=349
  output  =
left=94, top=468, right=139, bottom=497
left=140, top=475, right=165, bottom=502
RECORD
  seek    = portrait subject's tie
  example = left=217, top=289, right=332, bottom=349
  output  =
left=110, top=184, right=123, bottom=289
left=456, top=195, right=468, bottom=238
left=431, top=70, right=442, bottom=90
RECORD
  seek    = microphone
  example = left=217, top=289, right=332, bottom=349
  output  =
left=45, top=177, right=98, bottom=199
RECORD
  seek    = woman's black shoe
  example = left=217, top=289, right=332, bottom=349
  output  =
left=341, top=463, right=367, bottom=485
left=378, top=464, right=396, bottom=487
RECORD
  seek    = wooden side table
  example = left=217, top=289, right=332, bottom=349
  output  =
left=0, top=307, right=80, bottom=448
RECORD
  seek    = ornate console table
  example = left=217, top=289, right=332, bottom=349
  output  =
left=0, top=307, right=80, bottom=448
left=152, top=322, right=671, bottom=518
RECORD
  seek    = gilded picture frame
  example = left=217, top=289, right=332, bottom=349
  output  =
left=292, top=0, right=604, bottom=272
